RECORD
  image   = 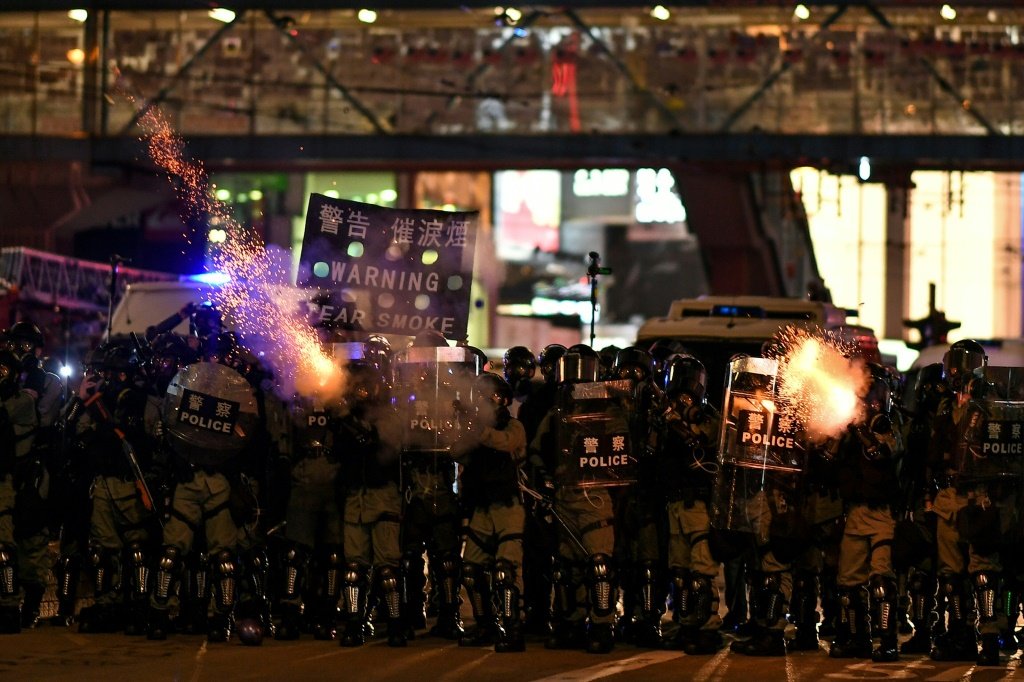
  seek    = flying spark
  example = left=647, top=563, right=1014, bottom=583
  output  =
left=130, top=94, right=345, bottom=400
left=770, top=326, right=870, bottom=442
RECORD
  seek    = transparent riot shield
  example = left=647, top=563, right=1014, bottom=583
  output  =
left=954, top=366, right=1024, bottom=483
left=163, top=361, right=260, bottom=467
left=711, top=356, right=808, bottom=560
left=390, top=346, right=481, bottom=485
left=553, top=379, right=637, bottom=488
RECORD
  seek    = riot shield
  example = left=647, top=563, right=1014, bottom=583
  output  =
left=552, top=379, right=637, bottom=489
left=162, top=361, right=260, bottom=467
left=711, top=356, right=808, bottom=561
left=390, top=346, right=481, bottom=481
left=954, top=366, right=1024, bottom=483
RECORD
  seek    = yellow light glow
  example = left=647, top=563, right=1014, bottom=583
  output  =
left=793, top=4, right=810, bottom=21
left=67, top=9, right=88, bottom=22
left=208, top=8, right=236, bottom=23
left=940, top=4, right=957, bottom=21
left=66, top=48, right=85, bottom=65
left=650, top=5, right=671, bottom=21
left=357, top=9, right=377, bottom=23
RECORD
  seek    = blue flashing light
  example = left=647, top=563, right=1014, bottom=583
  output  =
left=186, top=272, right=231, bottom=286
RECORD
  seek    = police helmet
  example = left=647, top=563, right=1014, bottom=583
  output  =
left=556, top=346, right=600, bottom=384
left=152, top=334, right=197, bottom=375
left=412, top=329, right=449, bottom=348
left=943, top=339, right=987, bottom=391
left=101, top=340, right=137, bottom=376
left=8, top=321, right=44, bottom=357
left=502, top=346, right=536, bottom=385
left=0, top=350, right=17, bottom=399
left=760, top=336, right=787, bottom=360
left=208, top=331, right=241, bottom=364
left=190, top=303, right=223, bottom=339
left=346, top=363, right=385, bottom=407
left=597, top=345, right=621, bottom=379
left=663, top=354, right=707, bottom=403
left=538, top=344, right=567, bottom=381
left=914, top=362, right=947, bottom=401
left=464, top=345, right=489, bottom=374
left=863, top=362, right=893, bottom=416
left=612, top=346, right=653, bottom=382
left=648, top=339, right=689, bottom=377
left=472, top=372, right=513, bottom=409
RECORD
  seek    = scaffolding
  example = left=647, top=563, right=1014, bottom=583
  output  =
left=0, top=246, right=175, bottom=313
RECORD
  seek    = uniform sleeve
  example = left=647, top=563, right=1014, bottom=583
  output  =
left=480, top=418, right=527, bottom=463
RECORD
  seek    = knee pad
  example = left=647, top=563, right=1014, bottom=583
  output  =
left=86, top=542, right=117, bottom=596
left=636, top=561, right=658, bottom=616
left=690, top=573, right=717, bottom=627
left=125, top=541, right=150, bottom=598
left=0, top=543, right=17, bottom=598
left=319, top=545, right=343, bottom=600
left=551, top=559, right=576, bottom=618
left=434, top=554, right=461, bottom=606
left=153, top=546, right=181, bottom=605
left=493, top=559, right=517, bottom=590
left=343, top=562, right=369, bottom=616
left=973, top=571, right=999, bottom=622
left=212, top=550, right=238, bottom=610
left=377, top=565, right=402, bottom=619
left=461, top=561, right=491, bottom=618
left=281, top=544, right=309, bottom=601
left=870, top=575, right=898, bottom=633
left=670, top=567, right=690, bottom=617
left=757, top=572, right=786, bottom=627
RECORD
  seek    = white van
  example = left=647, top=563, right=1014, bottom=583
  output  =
left=109, top=279, right=220, bottom=338
left=636, top=295, right=880, bottom=404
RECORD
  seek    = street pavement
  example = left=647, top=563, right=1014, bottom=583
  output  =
left=1, top=623, right=1021, bottom=682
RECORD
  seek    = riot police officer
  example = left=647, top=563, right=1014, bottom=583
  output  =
left=609, top=346, right=664, bottom=648
left=0, top=350, right=39, bottom=633
left=829, top=364, right=903, bottom=662
left=274, top=387, right=345, bottom=641
left=67, top=340, right=159, bottom=635
left=515, top=343, right=563, bottom=635
left=532, top=345, right=624, bottom=654
left=337, top=362, right=407, bottom=648
left=393, top=330, right=479, bottom=639
left=927, top=340, right=988, bottom=663
left=147, top=335, right=261, bottom=642
left=896, top=363, right=947, bottom=655
left=657, top=354, right=724, bottom=654
left=455, top=373, right=528, bottom=652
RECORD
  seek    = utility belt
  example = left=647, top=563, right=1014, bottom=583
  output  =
left=296, top=444, right=337, bottom=464
left=666, top=486, right=710, bottom=506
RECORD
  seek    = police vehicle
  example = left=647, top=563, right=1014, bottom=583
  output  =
left=636, top=295, right=880, bottom=405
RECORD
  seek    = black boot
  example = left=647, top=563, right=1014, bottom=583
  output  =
left=734, top=628, right=786, bottom=656
left=586, top=622, right=615, bottom=654
left=207, top=612, right=233, bottom=643
left=930, top=576, right=978, bottom=662
left=545, top=620, right=587, bottom=650
left=495, top=620, right=526, bottom=653
left=830, top=587, right=872, bottom=659
left=0, top=605, right=21, bottom=634
left=870, top=576, right=900, bottom=662
left=684, top=628, right=724, bottom=655
left=275, top=603, right=303, bottom=640
left=788, top=625, right=820, bottom=652
left=977, top=633, right=1001, bottom=666
left=901, top=626, right=933, bottom=654
left=146, top=607, right=170, bottom=641
left=20, top=582, right=44, bottom=629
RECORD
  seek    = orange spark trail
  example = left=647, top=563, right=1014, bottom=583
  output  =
left=131, top=97, right=345, bottom=400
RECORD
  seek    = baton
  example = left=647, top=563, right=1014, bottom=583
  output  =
left=518, top=478, right=589, bottom=556
left=116, top=428, right=159, bottom=520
